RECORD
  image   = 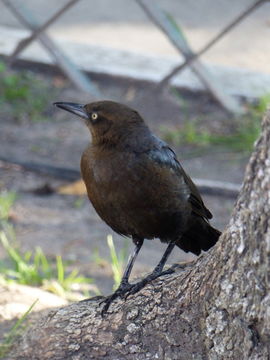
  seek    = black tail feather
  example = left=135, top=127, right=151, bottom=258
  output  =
left=177, top=220, right=221, bottom=256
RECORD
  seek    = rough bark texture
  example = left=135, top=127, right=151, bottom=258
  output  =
left=9, top=112, right=270, bottom=360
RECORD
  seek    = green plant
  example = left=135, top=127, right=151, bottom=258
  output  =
left=107, top=235, right=128, bottom=290
left=0, top=190, right=98, bottom=299
left=0, top=61, right=56, bottom=123
left=0, top=299, right=38, bottom=358
left=0, top=191, right=130, bottom=300
left=161, top=110, right=262, bottom=152
left=0, top=191, right=16, bottom=222
left=160, top=121, right=213, bottom=148
left=253, top=93, right=270, bottom=114
left=0, top=231, right=98, bottom=300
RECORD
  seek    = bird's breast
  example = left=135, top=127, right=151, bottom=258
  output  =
left=81, top=149, right=150, bottom=207
left=81, top=146, right=190, bottom=239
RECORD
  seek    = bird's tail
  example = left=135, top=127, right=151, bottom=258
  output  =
left=176, top=219, right=221, bottom=256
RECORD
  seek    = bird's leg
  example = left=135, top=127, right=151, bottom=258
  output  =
left=125, top=240, right=176, bottom=297
left=118, top=237, right=144, bottom=288
left=100, top=237, right=143, bottom=314
left=150, top=240, right=176, bottom=277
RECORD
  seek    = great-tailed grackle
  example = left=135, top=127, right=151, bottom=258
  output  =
left=54, top=100, right=221, bottom=313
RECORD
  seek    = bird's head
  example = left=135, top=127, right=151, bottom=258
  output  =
left=54, top=100, right=147, bottom=145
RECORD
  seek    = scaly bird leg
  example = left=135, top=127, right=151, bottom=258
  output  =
left=100, top=237, right=144, bottom=315
left=125, top=240, right=176, bottom=297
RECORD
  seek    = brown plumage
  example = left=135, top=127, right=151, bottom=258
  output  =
left=54, top=100, right=221, bottom=312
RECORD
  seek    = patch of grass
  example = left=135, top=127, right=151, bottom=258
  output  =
left=162, top=12, right=268, bottom=152
left=0, top=191, right=128, bottom=298
left=0, top=299, right=38, bottom=359
left=0, top=231, right=98, bottom=300
left=161, top=102, right=266, bottom=152
left=161, top=120, right=212, bottom=147
left=253, top=92, right=270, bottom=114
left=0, top=191, right=98, bottom=300
left=0, top=61, right=56, bottom=123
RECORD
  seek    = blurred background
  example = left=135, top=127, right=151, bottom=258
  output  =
left=0, top=0, right=270, bottom=306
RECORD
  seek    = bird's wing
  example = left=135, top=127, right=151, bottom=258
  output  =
left=148, top=136, right=212, bottom=220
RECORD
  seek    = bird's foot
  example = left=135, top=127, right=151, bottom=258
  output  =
left=100, top=267, right=175, bottom=316
left=124, top=267, right=175, bottom=298
left=100, top=282, right=133, bottom=316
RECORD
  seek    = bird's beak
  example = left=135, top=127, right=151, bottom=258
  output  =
left=53, top=102, right=89, bottom=120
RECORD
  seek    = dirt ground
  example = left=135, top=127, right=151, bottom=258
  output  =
left=0, top=67, right=249, bottom=296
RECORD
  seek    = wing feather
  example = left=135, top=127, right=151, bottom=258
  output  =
left=148, top=136, right=212, bottom=220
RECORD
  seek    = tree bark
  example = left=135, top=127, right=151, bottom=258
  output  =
left=9, top=112, right=270, bottom=360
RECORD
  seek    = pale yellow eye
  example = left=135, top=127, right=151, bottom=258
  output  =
left=91, top=112, right=98, bottom=121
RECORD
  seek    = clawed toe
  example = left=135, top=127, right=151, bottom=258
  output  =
left=160, top=267, right=175, bottom=276
left=123, top=281, right=147, bottom=298
left=99, top=284, right=132, bottom=316
left=99, top=295, right=116, bottom=316
left=100, top=268, right=175, bottom=315
left=124, top=268, right=175, bottom=298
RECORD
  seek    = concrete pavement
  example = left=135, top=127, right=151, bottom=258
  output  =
left=0, top=0, right=270, bottom=98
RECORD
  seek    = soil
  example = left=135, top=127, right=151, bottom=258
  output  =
left=0, top=66, right=250, bottom=297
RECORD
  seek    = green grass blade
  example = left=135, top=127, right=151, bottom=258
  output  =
left=0, top=299, right=38, bottom=358
left=6, top=299, right=38, bottom=343
left=107, top=235, right=122, bottom=289
left=0, top=231, right=24, bottom=270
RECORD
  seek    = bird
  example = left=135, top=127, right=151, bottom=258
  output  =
left=54, top=100, right=221, bottom=313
